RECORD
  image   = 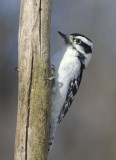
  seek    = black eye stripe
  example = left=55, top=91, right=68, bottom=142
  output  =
left=74, top=38, right=92, bottom=53
left=76, top=39, right=81, bottom=44
left=80, top=41, right=92, bottom=53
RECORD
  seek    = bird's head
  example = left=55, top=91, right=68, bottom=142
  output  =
left=58, top=31, right=93, bottom=68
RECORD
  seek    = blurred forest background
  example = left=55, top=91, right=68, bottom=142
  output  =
left=0, top=0, right=116, bottom=160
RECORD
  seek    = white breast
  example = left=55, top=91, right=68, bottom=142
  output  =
left=51, top=46, right=81, bottom=118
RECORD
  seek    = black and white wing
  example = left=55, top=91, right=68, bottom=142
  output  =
left=57, top=65, right=84, bottom=123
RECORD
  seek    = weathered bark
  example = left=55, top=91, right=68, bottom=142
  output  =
left=14, top=0, right=52, bottom=160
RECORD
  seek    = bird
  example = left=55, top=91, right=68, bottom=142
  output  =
left=48, top=31, right=93, bottom=151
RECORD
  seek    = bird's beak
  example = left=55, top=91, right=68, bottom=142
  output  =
left=58, top=31, right=69, bottom=44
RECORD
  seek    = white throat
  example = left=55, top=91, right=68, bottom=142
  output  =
left=65, top=45, right=92, bottom=68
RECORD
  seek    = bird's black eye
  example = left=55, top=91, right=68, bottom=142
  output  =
left=76, top=39, right=81, bottom=44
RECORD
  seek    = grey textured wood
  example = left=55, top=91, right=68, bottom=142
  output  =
left=14, top=0, right=52, bottom=159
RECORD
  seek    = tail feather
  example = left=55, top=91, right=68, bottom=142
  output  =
left=48, top=121, right=57, bottom=152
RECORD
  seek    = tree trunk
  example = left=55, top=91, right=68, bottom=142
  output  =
left=14, top=0, right=52, bottom=160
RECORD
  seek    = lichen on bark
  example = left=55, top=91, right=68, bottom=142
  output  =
left=14, top=0, right=52, bottom=160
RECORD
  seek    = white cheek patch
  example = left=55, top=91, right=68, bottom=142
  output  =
left=73, top=43, right=85, bottom=54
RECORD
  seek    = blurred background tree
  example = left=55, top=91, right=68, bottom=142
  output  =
left=0, top=0, right=116, bottom=160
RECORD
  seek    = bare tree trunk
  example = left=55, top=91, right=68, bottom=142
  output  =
left=14, top=0, right=52, bottom=160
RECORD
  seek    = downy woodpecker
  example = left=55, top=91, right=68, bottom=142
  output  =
left=49, top=31, right=93, bottom=151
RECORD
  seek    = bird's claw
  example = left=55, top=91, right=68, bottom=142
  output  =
left=44, top=76, right=55, bottom=81
left=44, top=64, right=55, bottom=87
